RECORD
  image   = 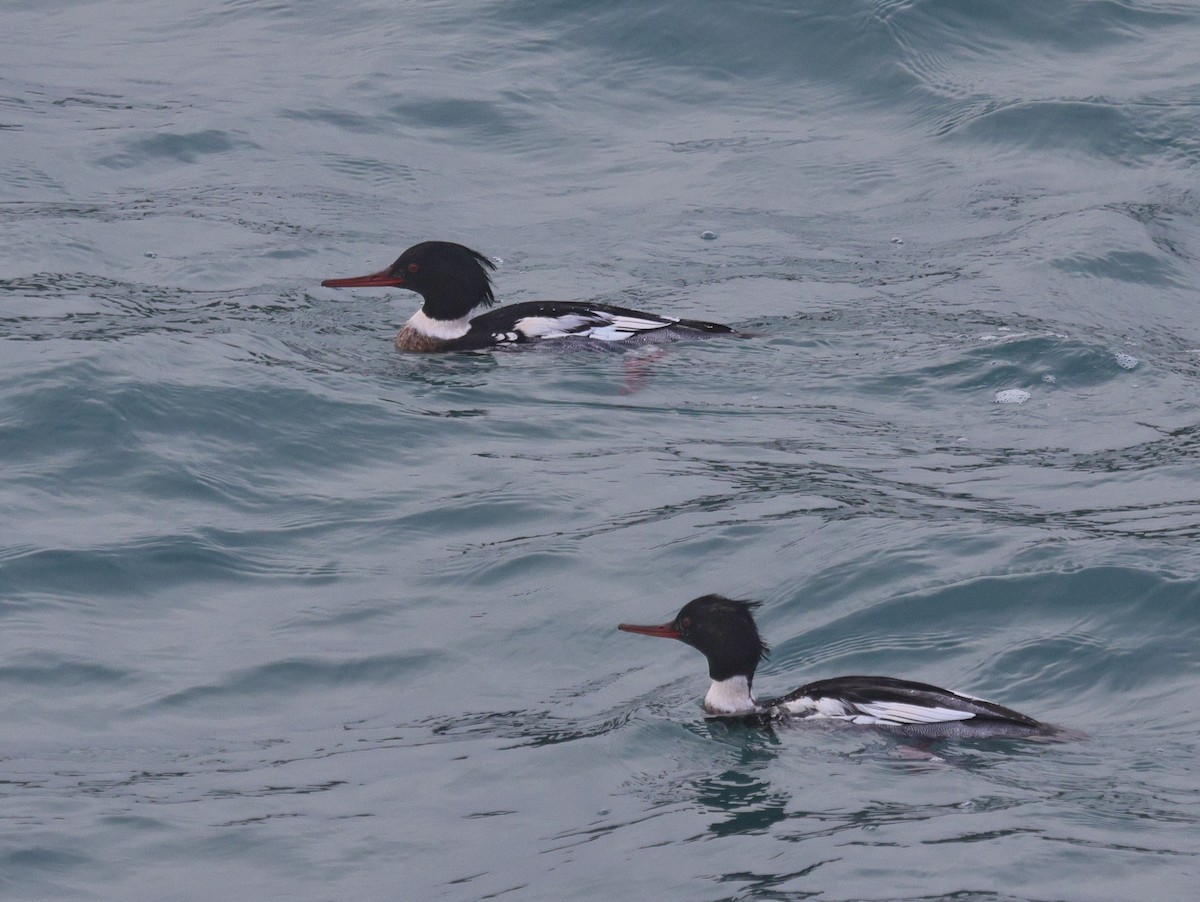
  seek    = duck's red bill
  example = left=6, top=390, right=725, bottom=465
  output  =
left=321, top=268, right=405, bottom=288
left=618, top=621, right=682, bottom=639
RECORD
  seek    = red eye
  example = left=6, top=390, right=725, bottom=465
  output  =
left=407, top=262, right=420, bottom=274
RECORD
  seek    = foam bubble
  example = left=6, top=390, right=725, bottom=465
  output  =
left=994, top=389, right=1030, bottom=404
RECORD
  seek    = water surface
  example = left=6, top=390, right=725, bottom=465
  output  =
left=2, top=1, right=1199, bottom=899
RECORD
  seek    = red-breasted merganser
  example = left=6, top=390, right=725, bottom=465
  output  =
left=619, top=594, right=1054, bottom=738
left=321, top=241, right=736, bottom=352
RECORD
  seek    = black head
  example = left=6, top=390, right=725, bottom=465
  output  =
left=322, top=241, right=496, bottom=321
left=618, top=594, right=770, bottom=684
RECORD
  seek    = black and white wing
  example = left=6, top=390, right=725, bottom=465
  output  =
left=467, top=301, right=733, bottom=347
left=515, top=309, right=678, bottom=342
left=772, top=676, right=1044, bottom=732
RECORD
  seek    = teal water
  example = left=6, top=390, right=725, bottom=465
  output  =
left=3, top=1, right=1199, bottom=899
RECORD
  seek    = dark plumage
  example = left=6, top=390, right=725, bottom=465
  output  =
left=620, top=594, right=1059, bottom=738
left=322, top=241, right=737, bottom=352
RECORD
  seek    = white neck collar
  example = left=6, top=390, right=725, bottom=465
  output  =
left=406, top=309, right=471, bottom=340
left=704, top=675, right=756, bottom=715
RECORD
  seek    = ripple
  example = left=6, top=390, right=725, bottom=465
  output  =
left=94, top=129, right=257, bottom=169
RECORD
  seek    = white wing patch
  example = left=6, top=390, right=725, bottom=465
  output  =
left=782, top=696, right=853, bottom=718
left=851, top=702, right=976, bottom=725
left=514, top=311, right=677, bottom=342
left=514, top=315, right=594, bottom=338
left=781, top=695, right=976, bottom=725
left=586, top=314, right=679, bottom=341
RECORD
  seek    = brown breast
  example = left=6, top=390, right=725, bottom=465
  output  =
left=394, top=326, right=450, bottom=353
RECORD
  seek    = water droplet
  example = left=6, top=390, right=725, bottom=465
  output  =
left=890, top=236, right=904, bottom=244
left=701, top=230, right=717, bottom=240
